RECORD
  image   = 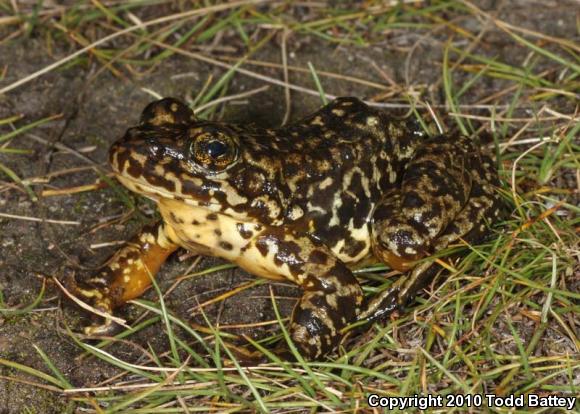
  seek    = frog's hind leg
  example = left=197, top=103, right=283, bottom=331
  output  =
left=362, top=135, right=501, bottom=323
left=433, top=153, right=503, bottom=250
left=233, top=226, right=364, bottom=359
left=371, top=134, right=476, bottom=270
left=71, top=221, right=178, bottom=334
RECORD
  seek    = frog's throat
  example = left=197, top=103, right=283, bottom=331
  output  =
left=157, top=198, right=287, bottom=282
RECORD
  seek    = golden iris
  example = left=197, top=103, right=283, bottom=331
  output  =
left=191, top=132, right=237, bottom=170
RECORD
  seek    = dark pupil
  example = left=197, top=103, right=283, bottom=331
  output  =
left=207, top=140, right=227, bottom=158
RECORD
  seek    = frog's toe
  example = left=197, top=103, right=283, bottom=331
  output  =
left=62, top=267, right=107, bottom=301
left=60, top=271, right=121, bottom=336
left=83, top=317, right=122, bottom=337
left=60, top=273, right=96, bottom=309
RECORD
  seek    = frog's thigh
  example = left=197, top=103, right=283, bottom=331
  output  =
left=395, top=166, right=501, bottom=307
left=371, top=135, right=475, bottom=270
left=236, top=228, right=363, bottom=359
left=80, top=221, right=178, bottom=312
left=362, top=151, right=501, bottom=323
left=435, top=155, right=502, bottom=249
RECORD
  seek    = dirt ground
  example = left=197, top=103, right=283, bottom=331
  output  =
left=0, top=1, right=578, bottom=413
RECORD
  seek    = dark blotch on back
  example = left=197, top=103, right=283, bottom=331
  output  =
left=308, top=250, right=329, bottom=265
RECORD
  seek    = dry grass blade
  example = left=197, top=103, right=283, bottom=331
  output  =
left=0, top=211, right=80, bottom=225
left=52, top=277, right=129, bottom=328
left=0, top=0, right=269, bottom=95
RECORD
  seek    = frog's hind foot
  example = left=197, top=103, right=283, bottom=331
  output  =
left=358, top=259, right=440, bottom=324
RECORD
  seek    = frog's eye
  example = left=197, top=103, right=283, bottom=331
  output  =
left=207, top=140, right=228, bottom=158
left=191, top=133, right=237, bottom=171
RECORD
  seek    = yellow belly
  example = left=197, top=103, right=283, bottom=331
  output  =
left=158, top=198, right=288, bottom=281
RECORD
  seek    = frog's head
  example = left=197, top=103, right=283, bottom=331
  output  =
left=109, top=98, right=286, bottom=222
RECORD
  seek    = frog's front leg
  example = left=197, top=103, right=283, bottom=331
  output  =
left=236, top=226, right=364, bottom=359
left=74, top=221, right=178, bottom=334
left=363, top=135, right=501, bottom=322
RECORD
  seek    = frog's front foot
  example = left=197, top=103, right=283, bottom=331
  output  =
left=76, top=288, right=120, bottom=336
left=63, top=269, right=121, bottom=335
left=84, top=317, right=122, bottom=336
left=64, top=222, right=179, bottom=336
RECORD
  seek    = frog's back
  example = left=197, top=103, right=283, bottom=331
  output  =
left=247, top=98, right=422, bottom=263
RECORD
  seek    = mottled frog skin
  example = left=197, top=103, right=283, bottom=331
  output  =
left=75, top=97, right=502, bottom=359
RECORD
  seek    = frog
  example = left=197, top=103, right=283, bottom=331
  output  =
left=72, top=96, right=502, bottom=360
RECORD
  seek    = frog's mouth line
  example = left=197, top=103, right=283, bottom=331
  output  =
left=114, top=174, right=219, bottom=209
